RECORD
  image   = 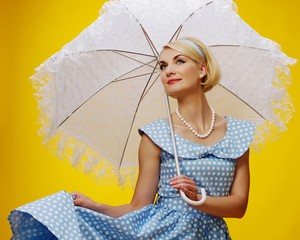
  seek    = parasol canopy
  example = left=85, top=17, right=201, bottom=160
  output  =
left=31, top=0, right=296, bottom=185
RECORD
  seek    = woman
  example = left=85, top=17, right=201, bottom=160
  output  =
left=9, top=37, right=255, bottom=239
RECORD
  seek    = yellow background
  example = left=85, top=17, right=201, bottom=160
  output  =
left=1, top=0, right=299, bottom=239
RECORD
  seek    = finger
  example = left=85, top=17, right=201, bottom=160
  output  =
left=71, top=191, right=81, bottom=201
left=170, top=178, right=196, bottom=187
left=171, top=182, right=198, bottom=192
left=182, top=184, right=197, bottom=192
left=170, top=176, right=194, bottom=183
left=73, top=196, right=82, bottom=206
left=182, top=188, right=198, bottom=201
left=170, top=175, right=192, bottom=182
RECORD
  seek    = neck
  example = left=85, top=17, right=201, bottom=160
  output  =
left=176, top=93, right=212, bottom=131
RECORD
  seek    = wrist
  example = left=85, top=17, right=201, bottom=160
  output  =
left=196, top=194, right=206, bottom=204
left=92, top=202, right=107, bottom=214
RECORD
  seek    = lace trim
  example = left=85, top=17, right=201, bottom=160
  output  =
left=252, top=57, right=296, bottom=150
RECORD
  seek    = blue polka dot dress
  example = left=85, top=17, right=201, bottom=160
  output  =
left=9, top=116, right=255, bottom=240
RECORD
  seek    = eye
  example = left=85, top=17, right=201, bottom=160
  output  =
left=176, top=59, right=185, bottom=64
left=159, top=64, right=167, bottom=70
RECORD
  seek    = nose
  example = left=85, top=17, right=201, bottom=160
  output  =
left=165, top=64, right=175, bottom=77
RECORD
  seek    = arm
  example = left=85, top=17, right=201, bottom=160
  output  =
left=73, top=133, right=161, bottom=218
left=170, top=149, right=250, bottom=218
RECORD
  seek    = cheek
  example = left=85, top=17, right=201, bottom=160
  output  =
left=160, top=73, right=167, bottom=84
left=185, top=67, right=201, bottom=81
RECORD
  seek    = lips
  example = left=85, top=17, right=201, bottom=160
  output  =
left=167, top=79, right=181, bottom=84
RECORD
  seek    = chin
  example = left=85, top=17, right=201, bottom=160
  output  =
left=165, top=89, right=178, bottom=98
left=167, top=94, right=178, bottom=99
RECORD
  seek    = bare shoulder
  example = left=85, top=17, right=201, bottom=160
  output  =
left=139, top=133, right=161, bottom=157
left=214, top=114, right=228, bottom=133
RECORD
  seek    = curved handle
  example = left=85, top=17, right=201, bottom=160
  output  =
left=180, top=187, right=207, bottom=206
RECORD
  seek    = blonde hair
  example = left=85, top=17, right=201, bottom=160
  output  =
left=162, top=37, right=221, bottom=93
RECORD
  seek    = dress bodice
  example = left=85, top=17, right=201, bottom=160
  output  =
left=139, top=117, right=255, bottom=198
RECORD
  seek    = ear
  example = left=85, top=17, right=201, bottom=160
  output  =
left=199, top=64, right=207, bottom=79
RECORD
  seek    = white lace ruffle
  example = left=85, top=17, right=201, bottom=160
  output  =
left=252, top=57, right=296, bottom=150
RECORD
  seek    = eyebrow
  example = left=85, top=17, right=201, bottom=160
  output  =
left=159, top=54, right=186, bottom=64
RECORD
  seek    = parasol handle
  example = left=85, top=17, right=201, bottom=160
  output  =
left=164, top=93, right=207, bottom=206
left=180, top=188, right=207, bottom=206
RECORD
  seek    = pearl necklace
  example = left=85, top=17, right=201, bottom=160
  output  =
left=175, top=107, right=215, bottom=139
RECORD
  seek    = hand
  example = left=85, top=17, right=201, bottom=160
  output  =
left=170, top=175, right=199, bottom=201
left=71, top=191, right=97, bottom=210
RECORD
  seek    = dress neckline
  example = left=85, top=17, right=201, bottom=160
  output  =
left=162, top=116, right=230, bottom=148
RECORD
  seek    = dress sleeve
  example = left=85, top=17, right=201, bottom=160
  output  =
left=226, top=117, right=256, bottom=159
left=138, top=119, right=175, bottom=155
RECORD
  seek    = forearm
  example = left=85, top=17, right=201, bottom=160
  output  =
left=195, top=150, right=251, bottom=218
left=73, top=134, right=160, bottom=218
left=194, top=194, right=248, bottom=218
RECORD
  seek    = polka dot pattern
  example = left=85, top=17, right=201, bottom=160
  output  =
left=9, top=117, right=255, bottom=239
left=9, top=191, right=81, bottom=239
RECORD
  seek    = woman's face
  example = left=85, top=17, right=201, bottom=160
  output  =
left=159, top=47, right=205, bottom=98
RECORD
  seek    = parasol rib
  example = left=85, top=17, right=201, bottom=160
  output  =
left=54, top=49, right=154, bottom=59
left=217, top=84, right=267, bottom=120
left=169, top=25, right=183, bottom=43
left=112, top=51, right=157, bottom=69
left=140, top=25, right=160, bottom=58
left=114, top=72, right=158, bottom=82
left=57, top=59, right=158, bottom=129
left=113, top=60, right=158, bottom=82
left=167, top=0, right=213, bottom=44
left=118, top=63, right=160, bottom=169
left=141, top=73, right=160, bottom=99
